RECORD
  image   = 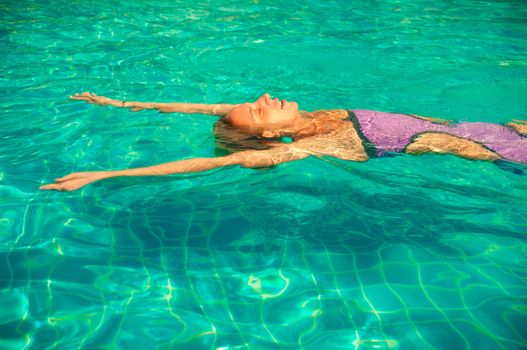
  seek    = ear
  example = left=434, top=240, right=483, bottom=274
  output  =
left=261, top=130, right=276, bottom=138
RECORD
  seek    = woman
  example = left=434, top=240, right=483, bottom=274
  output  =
left=40, top=92, right=527, bottom=191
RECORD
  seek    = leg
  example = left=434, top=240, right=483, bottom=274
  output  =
left=405, top=133, right=500, bottom=162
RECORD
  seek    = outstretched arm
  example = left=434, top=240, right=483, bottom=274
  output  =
left=70, top=92, right=239, bottom=116
left=40, top=146, right=309, bottom=191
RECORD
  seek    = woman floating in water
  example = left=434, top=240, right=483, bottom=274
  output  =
left=40, top=92, right=527, bottom=191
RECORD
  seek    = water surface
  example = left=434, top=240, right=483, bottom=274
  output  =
left=1, top=0, right=527, bottom=349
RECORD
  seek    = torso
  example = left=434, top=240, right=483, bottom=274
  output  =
left=294, top=109, right=527, bottom=164
left=351, top=110, right=527, bottom=163
left=291, top=109, right=368, bottom=161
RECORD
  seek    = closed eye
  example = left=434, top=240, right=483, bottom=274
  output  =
left=250, top=107, right=261, bottom=122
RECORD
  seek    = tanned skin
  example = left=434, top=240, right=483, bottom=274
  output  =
left=40, top=92, right=525, bottom=191
left=507, top=120, right=527, bottom=135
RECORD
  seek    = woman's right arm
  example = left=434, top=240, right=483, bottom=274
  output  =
left=70, top=92, right=239, bottom=116
left=39, top=146, right=310, bottom=191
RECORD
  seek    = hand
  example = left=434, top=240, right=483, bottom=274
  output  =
left=70, top=92, right=122, bottom=107
left=40, top=171, right=108, bottom=191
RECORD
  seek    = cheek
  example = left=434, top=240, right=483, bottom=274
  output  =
left=229, top=114, right=252, bottom=127
left=260, top=110, right=275, bottom=122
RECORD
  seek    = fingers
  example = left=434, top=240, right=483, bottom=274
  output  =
left=55, top=173, right=81, bottom=182
left=40, top=180, right=82, bottom=192
left=40, top=183, right=69, bottom=191
left=40, top=172, right=78, bottom=190
left=40, top=171, right=103, bottom=192
left=69, top=94, right=86, bottom=100
left=69, top=92, right=98, bottom=100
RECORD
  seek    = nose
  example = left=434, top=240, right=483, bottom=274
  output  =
left=257, top=93, right=271, bottom=105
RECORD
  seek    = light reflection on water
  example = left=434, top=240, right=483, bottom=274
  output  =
left=1, top=0, right=527, bottom=349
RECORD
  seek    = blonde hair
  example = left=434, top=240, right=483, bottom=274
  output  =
left=212, top=118, right=271, bottom=156
left=214, top=109, right=345, bottom=155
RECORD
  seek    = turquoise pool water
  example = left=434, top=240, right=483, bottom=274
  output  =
left=1, top=0, right=527, bottom=348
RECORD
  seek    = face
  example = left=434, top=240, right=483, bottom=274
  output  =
left=226, top=93, right=299, bottom=129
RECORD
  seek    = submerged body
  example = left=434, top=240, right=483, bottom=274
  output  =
left=40, top=92, right=527, bottom=191
left=350, top=110, right=527, bottom=163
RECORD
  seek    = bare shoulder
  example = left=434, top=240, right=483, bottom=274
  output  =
left=289, top=126, right=368, bottom=162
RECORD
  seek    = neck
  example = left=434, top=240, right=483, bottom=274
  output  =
left=286, top=115, right=335, bottom=138
left=259, top=118, right=312, bottom=138
left=292, top=117, right=318, bottom=135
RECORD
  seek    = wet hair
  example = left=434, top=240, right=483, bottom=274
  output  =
left=213, top=110, right=341, bottom=156
left=212, top=118, right=272, bottom=156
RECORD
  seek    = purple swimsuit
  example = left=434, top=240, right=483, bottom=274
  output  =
left=349, top=110, right=527, bottom=164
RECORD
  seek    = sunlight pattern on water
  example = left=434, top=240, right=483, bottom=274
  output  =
left=1, top=0, right=527, bottom=349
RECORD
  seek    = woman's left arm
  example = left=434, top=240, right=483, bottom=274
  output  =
left=39, top=146, right=309, bottom=191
